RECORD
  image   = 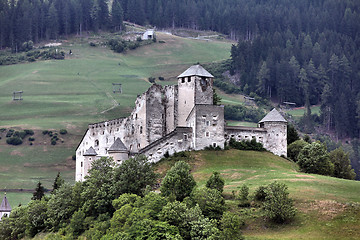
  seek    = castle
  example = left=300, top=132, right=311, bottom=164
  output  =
left=76, top=65, right=287, bottom=181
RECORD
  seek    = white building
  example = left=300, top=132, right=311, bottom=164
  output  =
left=76, top=65, right=287, bottom=181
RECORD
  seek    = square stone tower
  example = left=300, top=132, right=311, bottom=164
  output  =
left=177, top=65, right=214, bottom=126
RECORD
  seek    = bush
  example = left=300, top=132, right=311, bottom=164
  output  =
left=89, top=42, right=97, bottom=47
left=263, top=182, right=296, bottom=223
left=192, top=187, right=226, bottom=220
left=51, top=140, right=57, bottom=145
left=206, top=172, right=225, bottom=193
left=72, top=155, right=76, bottom=160
left=158, top=40, right=166, bottom=43
left=24, top=129, right=34, bottom=135
left=158, top=76, right=165, bottom=81
left=59, top=129, right=67, bottom=135
left=287, top=140, right=308, bottom=162
left=136, top=36, right=142, bottom=42
left=6, top=137, right=23, bottom=145
left=0, top=128, right=6, bottom=132
left=148, top=77, right=156, bottom=83
left=42, top=130, right=48, bottom=135
left=297, top=142, right=333, bottom=175
left=238, top=184, right=250, bottom=207
left=253, top=185, right=267, bottom=201
left=13, top=131, right=27, bottom=139
left=29, top=137, right=35, bottom=141
left=6, top=129, right=14, bottom=137
left=229, top=138, right=265, bottom=151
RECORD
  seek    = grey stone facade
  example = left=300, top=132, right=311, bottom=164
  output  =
left=76, top=65, right=287, bottom=181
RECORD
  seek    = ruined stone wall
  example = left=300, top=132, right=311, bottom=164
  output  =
left=224, top=126, right=267, bottom=144
left=262, top=122, right=287, bottom=156
left=195, top=76, right=213, bottom=105
left=188, top=105, right=225, bottom=150
left=177, top=76, right=195, bottom=126
left=139, top=127, right=193, bottom=163
left=164, top=85, right=178, bottom=134
left=146, top=84, right=166, bottom=144
left=122, top=92, right=148, bottom=152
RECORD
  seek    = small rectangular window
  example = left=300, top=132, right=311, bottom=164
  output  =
left=206, top=132, right=210, bottom=137
left=81, top=162, right=83, bottom=167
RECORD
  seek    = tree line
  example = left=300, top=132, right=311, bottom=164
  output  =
left=229, top=0, right=360, bottom=139
left=0, top=0, right=124, bottom=51
left=1, top=0, right=359, bottom=138
left=0, top=154, right=297, bottom=239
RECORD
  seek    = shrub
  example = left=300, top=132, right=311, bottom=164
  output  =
left=287, top=140, right=308, bottom=162
left=136, top=36, right=142, bottom=42
left=297, top=142, right=333, bottom=175
left=6, top=129, right=14, bottom=137
left=59, top=129, right=68, bottom=135
left=6, top=137, right=23, bottom=145
left=89, top=42, right=97, bottom=47
left=42, top=130, right=48, bottom=135
left=148, top=77, right=156, bottom=83
left=206, top=172, right=225, bottom=193
left=13, top=131, right=26, bottom=139
left=192, top=187, right=226, bottom=220
left=51, top=140, right=57, bottom=145
left=0, top=128, right=6, bottom=132
left=29, top=137, right=35, bottom=141
left=238, top=184, right=250, bottom=207
left=158, top=76, right=165, bottom=81
left=24, top=129, right=34, bottom=135
left=229, top=138, right=265, bottom=151
left=72, top=155, right=76, bottom=160
left=263, top=182, right=296, bottom=223
left=158, top=40, right=166, bottom=43
left=254, top=185, right=267, bottom=201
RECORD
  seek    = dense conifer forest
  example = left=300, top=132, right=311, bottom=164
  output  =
left=1, top=0, right=359, bottom=138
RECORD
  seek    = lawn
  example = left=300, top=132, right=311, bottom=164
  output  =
left=0, top=32, right=232, bottom=205
left=156, top=149, right=360, bottom=239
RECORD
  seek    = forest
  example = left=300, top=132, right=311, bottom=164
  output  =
left=0, top=0, right=359, bottom=139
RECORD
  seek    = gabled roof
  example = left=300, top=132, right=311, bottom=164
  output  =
left=178, top=65, right=214, bottom=78
left=259, top=108, right=287, bottom=123
left=83, top=146, right=97, bottom=156
left=0, top=194, right=11, bottom=212
left=108, top=138, right=128, bottom=152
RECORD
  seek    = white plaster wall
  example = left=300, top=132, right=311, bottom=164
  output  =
left=263, top=122, right=287, bottom=156
left=177, top=76, right=195, bottom=126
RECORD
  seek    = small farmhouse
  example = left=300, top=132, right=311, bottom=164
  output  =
left=142, top=29, right=155, bottom=40
left=76, top=65, right=287, bottom=181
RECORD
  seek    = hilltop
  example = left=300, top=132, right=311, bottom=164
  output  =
left=156, top=149, right=360, bottom=239
left=0, top=30, right=234, bottom=206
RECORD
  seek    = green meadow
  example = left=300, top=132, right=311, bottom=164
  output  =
left=156, top=149, right=360, bottom=239
left=0, top=32, right=232, bottom=205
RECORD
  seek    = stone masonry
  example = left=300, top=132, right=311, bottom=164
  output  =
left=76, top=65, right=287, bottom=181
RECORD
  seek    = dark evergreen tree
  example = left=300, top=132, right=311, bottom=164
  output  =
left=32, top=181, right=46, bottom=200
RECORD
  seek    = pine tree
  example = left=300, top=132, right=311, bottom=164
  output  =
left=32, top=181, right=45, bottom=200
left=52, top=172, right=64, bottom=193
left=111, top=0, right=123, bottom=32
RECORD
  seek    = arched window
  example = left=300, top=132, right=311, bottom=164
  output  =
left=95, top=140, right=99, bottom=146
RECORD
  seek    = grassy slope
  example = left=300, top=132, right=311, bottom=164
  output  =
left=156, top=149, right=360, bottom=239
left=0, top=32, right=232, bottom=206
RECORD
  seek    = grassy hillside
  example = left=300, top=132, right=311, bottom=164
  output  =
left=0, top=32, right=233, bottom=206
left=156, top=149, right=360, bottom=239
